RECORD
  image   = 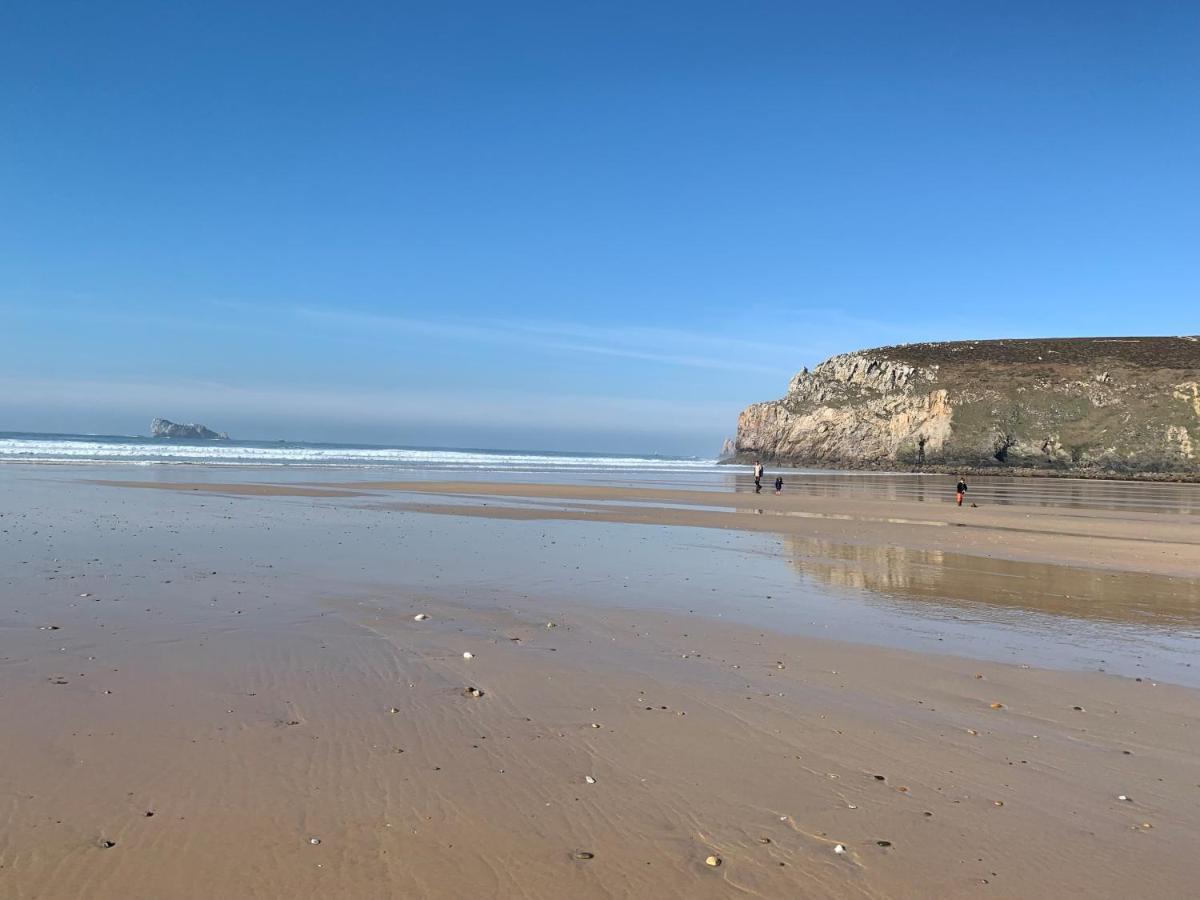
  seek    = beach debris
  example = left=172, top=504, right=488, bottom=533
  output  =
left=80, top=593, right=91, bottom=598
left=462, top=651, right=474, bottom=660
left=390, top=707, right=400, bottom=714
left=546, top=622, right=557, bottom=628
left=590, top=723, right=601, bottom=728
left=309, top=837, right=321, bottom=845
left=993, top=800, right=1004, bottom=807
left=989, top=703, right=1005, bottom=709
left=145, top=811, right=155, bottom=817
left=99, top=839, right=116, bottom=849
left=705, top=855, right=722, bottom=867
left=572, top=850, right=594, bottom=860
left=873, top=774, right=886, bottom=781
left=463, top=686, right=484, bottom=698
left=413, top=614, right=429, bottom=621
left=834, top=844, right=846, bottom=855
left=40, top=625, right=61, bottom=631
left=584, top=776, right=596, bottom=784
left=1073, top=706, right=1085, bottom=712
left=758, top=837, right=772, bottom=844
left=847, top=804, right=857, bottom=809
left=876, top=840, right=892, bottom=847
left=1118, top=795, right=1131, bottom=802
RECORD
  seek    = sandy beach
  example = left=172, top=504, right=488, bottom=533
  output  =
left=3, top=465, right=1200, bottom=898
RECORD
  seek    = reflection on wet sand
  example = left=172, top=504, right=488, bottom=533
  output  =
left=783, top=534, right=1200, bottom=627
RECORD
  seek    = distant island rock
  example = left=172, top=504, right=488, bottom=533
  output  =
left=718, top=437, right=737, bottom=460
left=150, top=418, right=230, bottom=440
left=734, top=336, right=1200, bottom=478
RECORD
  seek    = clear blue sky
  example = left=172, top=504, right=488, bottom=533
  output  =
left=2, top=1, right=1197, bottom=454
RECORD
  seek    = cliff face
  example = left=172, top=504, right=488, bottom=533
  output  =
left=151, top=418, right=229, bottom=440
left=735, top=337, right=1200, bottom=474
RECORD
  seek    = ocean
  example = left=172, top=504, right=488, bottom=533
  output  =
left=0, top=431, right=720, bottom=474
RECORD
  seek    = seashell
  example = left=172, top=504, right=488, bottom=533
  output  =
left=834, top=844, right=846, bottom=854
left=584, top=776, right=596, bottom=784
left=99, top=839, right=116, bottom=848
left=463, top=687, right=484, bottom=698
left=989, top=703, right=1005, bottom=709
left=413, top=614, right=429, bottom=621
left=705, top=855, right=721, bottom=867
left=462, top=652, right=474, bottom=659
left=572, top=850, right=594, bottom=860
left=309, top=838, right=321, bottom=845
left=876, top=840, right=892, bottom=847
left=1118, top=795, right=1131, bottom=801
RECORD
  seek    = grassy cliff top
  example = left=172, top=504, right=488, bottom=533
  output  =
left=866, top=336, right=1200, bottom=371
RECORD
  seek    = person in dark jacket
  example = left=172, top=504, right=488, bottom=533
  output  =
left=774, top=476, right=783, bottom=494
left=955, top=476, right=968, bottom=507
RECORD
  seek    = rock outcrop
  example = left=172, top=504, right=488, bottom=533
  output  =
left=735, top=337, right=1200, bottom=475
left=150, top=418, right=229, bottom=440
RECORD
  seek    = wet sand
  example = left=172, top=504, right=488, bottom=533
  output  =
left=3, top=466, right=1200, bottom=898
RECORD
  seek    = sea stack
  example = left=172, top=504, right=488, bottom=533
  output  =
left=150, top=418, right=230, bottom=440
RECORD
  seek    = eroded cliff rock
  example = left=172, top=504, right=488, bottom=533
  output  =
left=736, top=337, right=1200, bottom=474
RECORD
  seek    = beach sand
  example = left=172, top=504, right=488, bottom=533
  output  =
left=3, top=467, right=1199, bottom=898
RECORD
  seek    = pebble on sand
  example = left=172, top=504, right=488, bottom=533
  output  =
left=584, top=776, right=596, bottom=784
left=309, top=838, right=321, bottom=845
left=572, top=850, right=594, bottom=860
left=463, top=686, right=484, bottom=698
left=705, top=855, right=722, bottom=867
left=413, top=614, right=429, bottom=621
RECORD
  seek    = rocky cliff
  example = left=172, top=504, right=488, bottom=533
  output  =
left=735, top=337, right=1200, bottom=475
left=151, top=418, right=229, bottom=440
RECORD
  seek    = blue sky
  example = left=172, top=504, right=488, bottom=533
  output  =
left=2, top=1, right=1197, bottom=454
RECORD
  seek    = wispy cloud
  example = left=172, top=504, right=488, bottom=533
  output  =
left=291, top=306, right=799, bottom=376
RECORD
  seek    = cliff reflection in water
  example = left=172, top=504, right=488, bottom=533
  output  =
left=782, top=535, right=1200, bottom=628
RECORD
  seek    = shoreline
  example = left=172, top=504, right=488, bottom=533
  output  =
left=725, top=455, right=1200, bottom=483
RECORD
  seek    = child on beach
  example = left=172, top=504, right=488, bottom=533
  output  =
left=956, top=476, right=968, bottom=507
left=774, top=476, right=783, bottom=494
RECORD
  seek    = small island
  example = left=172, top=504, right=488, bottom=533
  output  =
left=150, top=418, right=230, bottom=440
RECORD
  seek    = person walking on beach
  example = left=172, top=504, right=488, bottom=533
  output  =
left=774, top=476, right=783, bottom=494
left=753, top=460, right=764, bottom=493
left=955, top=475, right=968, bottom=507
